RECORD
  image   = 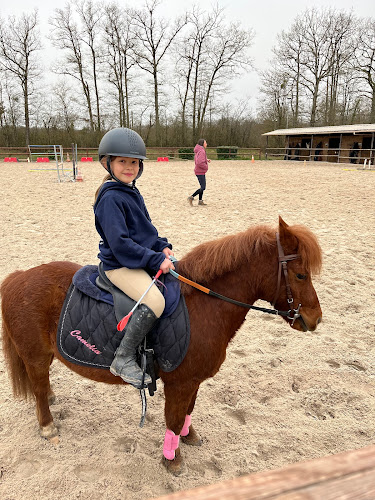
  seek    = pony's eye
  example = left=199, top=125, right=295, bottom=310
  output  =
left=296, top=273, right=307, bottom=280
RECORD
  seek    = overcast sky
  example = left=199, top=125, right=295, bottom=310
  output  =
left=2, top=0, right=375, bottom=112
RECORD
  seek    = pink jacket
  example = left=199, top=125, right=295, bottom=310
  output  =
left=194, top=144, right=208, bottom=175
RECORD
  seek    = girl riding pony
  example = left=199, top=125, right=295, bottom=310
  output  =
left=94, top=128, right=175, bottom=389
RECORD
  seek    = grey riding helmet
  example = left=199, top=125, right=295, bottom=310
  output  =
left=98, top=127, right=147, bottom=183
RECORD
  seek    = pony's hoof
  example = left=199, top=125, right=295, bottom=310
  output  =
left=40, top=422, right=59, bottom=444
left=161, top=448, right=183, bottom=476
left=181, top=425, right=202, bottom=446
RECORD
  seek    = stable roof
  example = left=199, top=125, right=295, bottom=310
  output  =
left=263, top=123, right=375, bottom=136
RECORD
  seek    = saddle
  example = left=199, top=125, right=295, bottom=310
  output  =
left=95, top=263, right=138, bottom=323
left=57, top=264, right=190, bottom=379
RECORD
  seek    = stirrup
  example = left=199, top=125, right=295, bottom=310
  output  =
left=110, top=362, right=151, bottom=387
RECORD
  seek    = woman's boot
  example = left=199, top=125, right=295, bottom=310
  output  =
left=110, top=303, right=156, bottom=388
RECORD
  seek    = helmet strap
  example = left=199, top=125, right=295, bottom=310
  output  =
left=105, top=156, right=125, bottom=186
left=135, top=159, right=144, bottom=181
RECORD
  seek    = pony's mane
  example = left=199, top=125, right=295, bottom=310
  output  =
left=177, top=223, right=322, bottom=284
left=178, top=225, right=275, bottom=283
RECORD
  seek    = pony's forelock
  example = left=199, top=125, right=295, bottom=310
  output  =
left=288, top=224, right=322, bottom=275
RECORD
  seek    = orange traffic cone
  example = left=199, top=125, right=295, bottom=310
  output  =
left=66, top=152, right=71, bottom=162
left=251, top=155, right=255, bottom=163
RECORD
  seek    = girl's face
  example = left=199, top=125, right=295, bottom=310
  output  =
left=111, top=156, right=140, bottom=183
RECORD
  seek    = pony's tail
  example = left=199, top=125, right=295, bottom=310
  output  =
left=1, top=271, right=34, bottom=400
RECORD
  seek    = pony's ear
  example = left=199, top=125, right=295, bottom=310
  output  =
left=278, top=216, right=298, bottom=252
left=279, top=215, right=288, bottom=230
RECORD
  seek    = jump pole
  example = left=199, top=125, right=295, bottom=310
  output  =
left=72, top=143, right=77, bottom=180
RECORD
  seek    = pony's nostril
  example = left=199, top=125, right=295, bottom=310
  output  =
left=317, top=317, right=322, bottom=325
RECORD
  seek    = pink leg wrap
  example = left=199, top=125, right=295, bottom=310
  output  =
left=180, top=414, right=192, bottom=437
left=163, top=429, right=180, bottom=460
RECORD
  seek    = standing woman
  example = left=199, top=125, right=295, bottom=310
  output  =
left=187, top=138, right=210, bottom=206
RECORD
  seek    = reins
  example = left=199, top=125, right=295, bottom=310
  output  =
left=169, top=233, right=302, bottom=325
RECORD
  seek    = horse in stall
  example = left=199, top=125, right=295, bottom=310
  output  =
left=1, top=217, right=322, bottom=475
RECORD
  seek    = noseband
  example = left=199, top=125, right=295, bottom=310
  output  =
left=272, top=232, right=301, bottom=325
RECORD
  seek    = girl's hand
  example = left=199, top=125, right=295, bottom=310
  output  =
left=159, top=258, right=175, bottom=274
left=162, top=247, right=174, bottom=257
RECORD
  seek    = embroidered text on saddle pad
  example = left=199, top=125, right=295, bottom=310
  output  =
left=57, top=284, right=190, bottom=372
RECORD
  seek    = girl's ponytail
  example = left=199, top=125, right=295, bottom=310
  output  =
left=94, top=171, right=112, bottom=202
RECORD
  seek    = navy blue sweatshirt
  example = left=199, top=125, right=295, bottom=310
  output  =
left=93, top=181, right=172, bottom=271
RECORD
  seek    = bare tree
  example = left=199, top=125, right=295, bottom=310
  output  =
left=131, top=0, right=187, bottom=144
left=0, top=10, right=41, bottom=144
left=53, top=80, right=79, bottom=133
left=0, top=77, right=24, bottom=147
left=213, top=98, right=254, bottom=146
left=0, top=86, right=5, bottom=129
left=355, top=18, right=375, bottom=122
left=174, top=6, right=222, bottom=144
left=265, top=8, right=358, bottom=127
left=76, top=0, right=103, bottom=130
left=322, top=11, right=356, bottom=125
left=297, top=8, right=342, bottom=126
left=173, top=33, right=198, bottom=145
left=259, top=66, right=292, bottom=129
left=273, top=23, right=305, bottom=127
left=50, top=3, right=95, bottom=130
left=176, top=6, right=254, bottom=141
left=103, top=3, right=136, bottom=127
left=197, top=25, right=253, bottom=138
left=337, top=69, right=363, bottom=124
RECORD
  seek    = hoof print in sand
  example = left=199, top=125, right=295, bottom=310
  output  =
left=14, top=458, right=41, bottom=479
left=226, top=407, right=247, bottom=425
left=327, top=360, right=341, bottom=368
left=73, top=464, right=103, bottom=482
left=190, top=456, right=222, bottom=477
left=112, top=437, right=138, bottom=453
left=345, top=361, right=366, bottom=372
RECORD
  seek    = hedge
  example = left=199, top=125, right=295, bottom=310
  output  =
left=178, top=147, right=194, bottom=160
left=216, top=146, right=238, bottom=159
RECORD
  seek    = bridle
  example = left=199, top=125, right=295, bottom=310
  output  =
left=168, top=233, right=302, bottom=325
left=272, top=232, right=302, bottom=325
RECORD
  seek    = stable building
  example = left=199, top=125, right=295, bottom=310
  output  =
left=263, top=123, right=375, bottom=165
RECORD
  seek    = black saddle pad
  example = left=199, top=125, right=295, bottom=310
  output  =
left=57, top=283, right=190, bottom=372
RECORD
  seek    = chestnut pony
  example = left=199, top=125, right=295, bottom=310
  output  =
left=1, top=217, right=322, bottom=474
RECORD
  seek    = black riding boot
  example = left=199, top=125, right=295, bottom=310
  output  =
left=110, top=303, right=156, bottom=388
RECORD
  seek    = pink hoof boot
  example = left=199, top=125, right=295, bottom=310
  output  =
left=163, top=429, right=180, bottom=460
left=180, top=415, right=192, bottom=437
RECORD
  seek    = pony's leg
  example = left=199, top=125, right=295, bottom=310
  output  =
left=180, top=388, right=203, bottom=446
left=25, top=362, right=59, bottom=444
left=48, top=355, right=56, bottom=405
left=162, top=381, right=199, bottom=475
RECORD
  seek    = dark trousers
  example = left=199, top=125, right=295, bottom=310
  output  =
left=192, top=175, right=206, bottom=200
